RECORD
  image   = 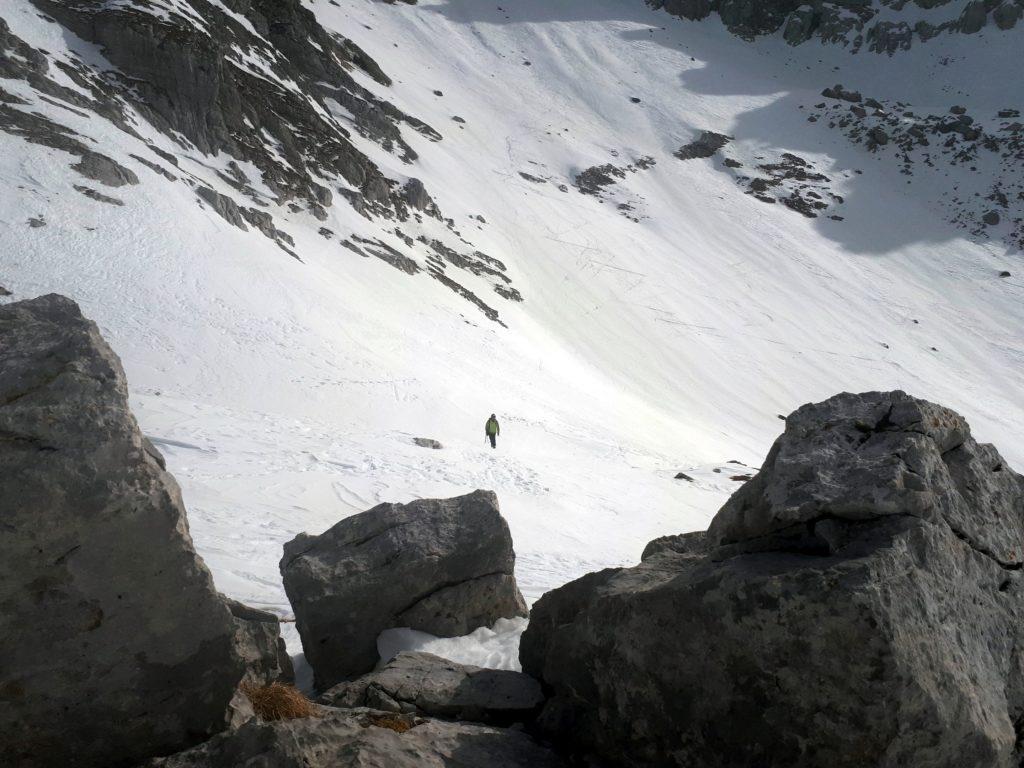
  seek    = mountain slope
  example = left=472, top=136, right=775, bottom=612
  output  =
left=1, top=0, right=1021, bottom=657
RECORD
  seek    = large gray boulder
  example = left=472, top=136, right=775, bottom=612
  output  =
left=521, top=391, right=1024, bottom=768
left=143, top=707, right=565, bottom=767
left=281, top=490, right=528, bottom=688
left=0, top=294, right=246, bottom=768
left=318, top=651, right=544, bottom=723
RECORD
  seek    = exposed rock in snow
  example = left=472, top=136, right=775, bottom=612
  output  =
left=318, top=651, right=544, bottom=724
left=225, top=598, right=295, bottom=686
left=574, top=163, right=628, bottom=196
left=413, top=437, right=443, bottom=448
left=521, top=391, right=1024, bottom=768
left=143, top=708, right=564, bottom=767
left=673, top=130, right=732, bottom=160
left=0, top=294, right=246, bottom=768
left=378, top=617, right=529, bottom=673
left=717, top=151, right=845, bottom=218
left=281, top=490, right=528, bottom=689
left=808, top=91, right=1024, bottom=249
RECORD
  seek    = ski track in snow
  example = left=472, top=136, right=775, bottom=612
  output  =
left=2, top=0, right=1023, bottom=662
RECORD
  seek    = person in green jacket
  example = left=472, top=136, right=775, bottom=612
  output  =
left=485, top=414, right=500, bottom=449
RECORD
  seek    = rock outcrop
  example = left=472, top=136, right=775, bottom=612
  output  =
left=0, top=295, right=246, bottom=768
left=318, top=651, right=544, bottom=724
left=521, top=391, right=1024, bottom=768
left=281, top=490, right=528, bottom=688
left=144, top=708, right=565, bottom=767
left=673, top=130, right=732, bottom=160
left=0, top=3, right=522, bottom=321
left=805, top=91, right=1024, bottom=252
left=225, top=598, right=295, bottom=685
left=649, top=0, right=1024, bottom=50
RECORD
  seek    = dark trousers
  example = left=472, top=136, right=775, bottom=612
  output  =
left=488, top=434, right=496, bottom=449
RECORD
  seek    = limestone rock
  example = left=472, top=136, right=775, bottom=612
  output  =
left=281, top=490, right=528, bottom=688
left=0, top=294, right=245, bottom=768
left=959, top=0, right=989, bottom=32
left=639, top=530, right=708, bottom=560
left=993, top=1, right=1022, bottom=29
left=521, top=391, right=1024, bottom=768
left=144, top=708, right=564, bottom=767
left=225, top=598, right=295, bottom=685
left=673, top=131, right=732, bottom=160
left=707, top=391, right=1024, bottom=563
left=71, top=150, right=139, bottom=187
left=319, top=651, right=544, bottom=723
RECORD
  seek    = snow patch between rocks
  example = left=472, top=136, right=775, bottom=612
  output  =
left=377, top=617, right=529, bottom=673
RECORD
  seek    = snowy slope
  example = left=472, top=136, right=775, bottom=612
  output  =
left=1, top=0, right=1022, bottom=661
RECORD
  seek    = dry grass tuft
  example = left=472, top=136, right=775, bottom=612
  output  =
left=361, top=712, right=417, bottom=733
left=240, top=681, right=320, bottom=721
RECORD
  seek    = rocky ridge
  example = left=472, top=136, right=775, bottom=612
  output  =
left=649, top=0, right=1023, bottom=50
left=0, top=1, right=520, bottom=323
left=1, top=293, right=551, bottom=767
left=318, top=651, right=544, bottom=724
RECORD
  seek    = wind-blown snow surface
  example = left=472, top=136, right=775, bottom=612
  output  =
left=2, top=0, right=1023, bottom=660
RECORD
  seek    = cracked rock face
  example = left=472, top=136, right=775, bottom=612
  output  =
left=0, top=295, right=245, bottom=768
left=709, top=390, right=1024, bottom=564
left=280, top=490, right=528, bottom=688
left=521, top=391, right=1024, bottom=768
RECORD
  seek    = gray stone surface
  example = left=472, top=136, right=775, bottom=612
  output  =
left=225, top=598, right=295, bottom=685
left=144, top=708, right=564, bottom=767
left=319, top=651, right=544, bottom=723
left=0, top=294, right=246, bottom=768
left=281, top=490, right=528, bottom=688
left=707, top=391, right=1024, bottom=564
left=639, top=530, right=707, bottom=560
left=3, top=0, right=521, bottom=317
left=649, top=0, right=1018, bottom=48
left=521, top=391, right=1024, bottom=768
left=959, top=0, right=989, bottom=32
left=413, top=436, right=443, bottom=449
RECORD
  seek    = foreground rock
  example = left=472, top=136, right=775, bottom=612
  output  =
left=225, top=598, right=295, bottom=685
left=281, top=490, right=528, bottom=688
left=144, top=708, right=564, bottom=767
left=319, top=651, right=544, bottom=724
left=0, top=295, right=245, bottom=768
left=521, top=391, right=1024, bottom=768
